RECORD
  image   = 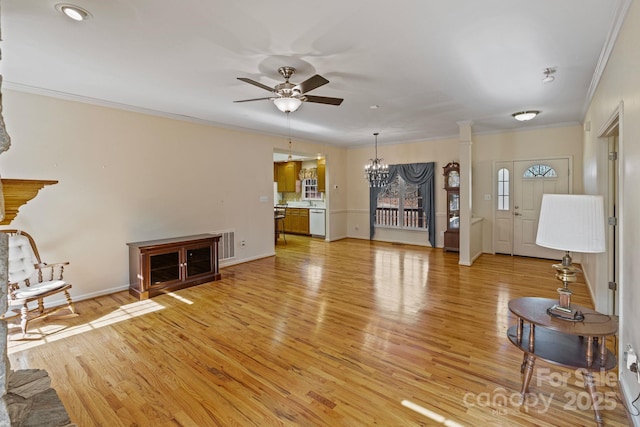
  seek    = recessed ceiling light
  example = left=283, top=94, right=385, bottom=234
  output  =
left=369, top=105, right=380, bottom=110
left=55, top=4, right=91, bottom=21
left=512, top=111, right=540, bottom=121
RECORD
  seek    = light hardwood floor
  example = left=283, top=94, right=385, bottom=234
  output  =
left=7, top=236, right=631, bottom=426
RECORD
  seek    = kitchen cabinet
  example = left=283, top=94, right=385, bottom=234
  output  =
left=317, top=158, right=326, bottom=193
left=283, top=207, right=310, bottom=235
left=276, top=161, right=301, bottom=193
left=127, top=234, right=221, bottom=300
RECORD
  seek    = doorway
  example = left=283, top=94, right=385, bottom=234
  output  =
left=273, top=149, right=328, bottom=243
left=494, top=157, right=571, bottom=258
left=599, top=110, right=620, bottom=316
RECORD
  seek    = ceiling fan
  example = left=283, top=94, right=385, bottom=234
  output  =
left=234, top=66, right=344, bottom=113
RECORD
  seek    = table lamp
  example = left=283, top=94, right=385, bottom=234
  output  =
left=535, top=194, right=606, bottom=320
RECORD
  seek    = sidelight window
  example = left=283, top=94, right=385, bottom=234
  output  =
left=497, top=168, right=509, bottom=211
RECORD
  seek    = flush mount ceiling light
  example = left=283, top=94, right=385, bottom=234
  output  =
left=542, top=67, right=556, bottom=84
left=512, top=111, right=540, bottom=121
left=55, top=4, right=91, bottom=21
left=273, top=97, right=302, bottom=113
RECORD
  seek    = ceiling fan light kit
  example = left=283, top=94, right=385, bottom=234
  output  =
left=274, top=97, right=302, bottom=113
left=512, top=110, right=540, bottom=121
left=235, top=66, right=343, bottom=113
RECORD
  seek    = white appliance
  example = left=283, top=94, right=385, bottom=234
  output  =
left=309, top=209, right=326, bottom=237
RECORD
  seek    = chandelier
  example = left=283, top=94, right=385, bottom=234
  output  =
left=364, top=132, right=389, bottom=187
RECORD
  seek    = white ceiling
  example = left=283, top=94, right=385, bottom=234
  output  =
left=0, top=1, right=627, bottom=147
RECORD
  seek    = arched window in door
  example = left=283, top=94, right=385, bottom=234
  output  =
left=523, top=164, right=558, bottom=178
left=497, top=168, right=509, bottom=211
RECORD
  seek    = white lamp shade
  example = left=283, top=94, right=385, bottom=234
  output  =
left=273, top=97, right=302, bottom=113
left=536, top=194, right=606, bottom=253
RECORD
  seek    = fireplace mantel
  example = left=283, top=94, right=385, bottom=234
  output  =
left=1, top=179, right=58, bottom=225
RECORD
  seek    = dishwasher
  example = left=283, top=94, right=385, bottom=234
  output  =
left=309, top=209, right=326, bottom=237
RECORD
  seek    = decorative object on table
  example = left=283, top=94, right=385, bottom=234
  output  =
left=234, top=66, right=344, bottom=113
left=535, top=194, right=606, bottom=320
left=364, top=132, right=389, bottom=188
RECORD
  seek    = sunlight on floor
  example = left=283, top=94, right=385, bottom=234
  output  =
left=401, top=399, right=464, bottom=427
left=7, top=299, right=165, bottom=354
left=163, top=292, right=194, bottom=304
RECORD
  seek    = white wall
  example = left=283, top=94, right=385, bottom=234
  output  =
left=583, top=0, right=640, bottom=418
left=0, top=90, right=345, bottom=301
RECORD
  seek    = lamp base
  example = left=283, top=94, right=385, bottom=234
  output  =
left=547, top=304, right=584, bottom=321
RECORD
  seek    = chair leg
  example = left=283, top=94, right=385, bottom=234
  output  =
left=64, top=290, right=78, bottom=315
left=20, top=304, right=29, bottom=337
left=280, top=219, right=286, bottom=243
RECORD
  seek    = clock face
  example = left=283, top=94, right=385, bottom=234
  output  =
left=448, top=171, right=460, bottom=188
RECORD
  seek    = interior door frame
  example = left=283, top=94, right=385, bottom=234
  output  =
left=597, top=102, right=623, bottom=316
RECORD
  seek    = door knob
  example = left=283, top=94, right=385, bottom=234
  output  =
left=514, top=212, right=522, bottom=216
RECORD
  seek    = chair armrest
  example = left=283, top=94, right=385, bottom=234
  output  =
left=36, top=261, right=70, bottom=281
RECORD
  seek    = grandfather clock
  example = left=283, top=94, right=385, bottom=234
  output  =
left=443, top=162, right=460, bottom=252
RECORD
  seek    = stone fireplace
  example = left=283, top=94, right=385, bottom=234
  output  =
left=0, top=14, right=74, bottom=425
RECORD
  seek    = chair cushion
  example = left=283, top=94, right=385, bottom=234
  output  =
left=13, top=280, right=67, bottom=299
left=8, top=234, right=37, bottom=283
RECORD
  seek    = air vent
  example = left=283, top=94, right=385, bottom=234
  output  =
left=215, top=230, right=235, bottom=261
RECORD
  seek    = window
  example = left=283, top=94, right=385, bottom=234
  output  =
left=497, top=168, right=509, bottom=211
left=523, top=164, right=557, bottom=178
left=375, top=176, right=427, bottom=230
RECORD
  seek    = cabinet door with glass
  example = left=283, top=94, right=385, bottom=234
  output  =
left=443, top=162, right=460, bottom=252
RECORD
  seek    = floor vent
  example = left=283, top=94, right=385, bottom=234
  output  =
left=216, top=230, right=235, bottom=261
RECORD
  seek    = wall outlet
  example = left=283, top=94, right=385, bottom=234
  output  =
left=241, top=240, right=246, bottom=248
left=626, top=345, right=637, bottom=370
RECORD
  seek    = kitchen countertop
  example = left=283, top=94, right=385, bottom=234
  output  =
left=278, top=202, right=325, bottom=209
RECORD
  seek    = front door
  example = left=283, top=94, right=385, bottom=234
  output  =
left=512, top=158, right=570, bottom=258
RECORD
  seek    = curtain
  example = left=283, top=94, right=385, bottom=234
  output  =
left=369, top=162, right=436, bottom=247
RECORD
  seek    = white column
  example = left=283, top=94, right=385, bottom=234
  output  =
left=457, top=121, right=473, bottom=266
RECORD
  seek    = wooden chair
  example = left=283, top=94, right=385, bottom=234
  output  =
left=274, top=204, right=287, bottom=244
left=1, top=229, right=78, bottom=336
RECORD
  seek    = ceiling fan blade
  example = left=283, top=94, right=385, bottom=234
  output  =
left=303, top=95, right=343, bottom=106
left=234, top=97, right=273, bottom=103
left=237, top=77, right=274, bottom=92
left=295, top=74, right=329, bottom=94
